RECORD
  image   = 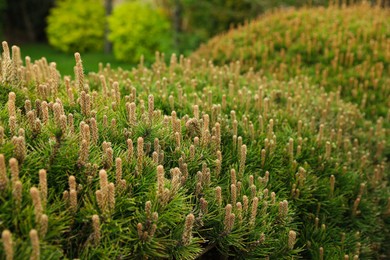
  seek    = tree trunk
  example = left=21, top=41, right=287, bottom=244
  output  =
left=104, top=0, right=113, bottom=54
left=172, top=0, right=182, bottom=51
left=20, top=0, right=36, bottom=41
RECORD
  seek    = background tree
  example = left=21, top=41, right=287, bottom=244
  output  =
left=108, top=1, right=172, bottom=63
left=155, top=0, right=331, bottom=54
left=46, top=0, right=106, bottom=53
left=2, top=0, right=54, bottom=42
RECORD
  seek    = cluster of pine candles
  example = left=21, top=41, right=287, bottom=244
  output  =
left=0, top=37, right=389, bottom=259
left=192, top=2, right=390, bottom=120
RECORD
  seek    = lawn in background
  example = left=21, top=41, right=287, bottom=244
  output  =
left=20, top=43, right=133, bottom=76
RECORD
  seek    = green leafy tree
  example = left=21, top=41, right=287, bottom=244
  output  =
left=46, top=0, right=105, bottom=53
left=108, top=1, right=172, bottom=63
left=155, top=0, right=329, bottom=53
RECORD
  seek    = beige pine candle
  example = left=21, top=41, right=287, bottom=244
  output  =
left=39, top=169, right=47, bottom=207
left=2, top=229, right=13, bottom=260
left=39, top=214, right=48, bottom=238
left=92, top=214, right=101, bottom=245
left=137, top=137, right=144, bottom=174
left=182, top=213, right=195, bottom=245
left=0, top=154, right=8, bottom=191
left=288, top=230, right=297, bottom=250
left=29, top=229, right=40, bottom=260
left=30, top=187, right=42, bottom=223
left=215, top=186, right=222, bottom=206
left=249, top=197, right=259, bottom=226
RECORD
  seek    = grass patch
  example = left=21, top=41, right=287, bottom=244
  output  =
left=19, top=43, right=133, bottom=76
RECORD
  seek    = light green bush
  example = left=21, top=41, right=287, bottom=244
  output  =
left=108, top=2, right=172, bottom=63
left=46, top=0, right=105, bottom=53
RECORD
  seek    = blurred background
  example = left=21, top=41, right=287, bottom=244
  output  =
left=0, top=0, right=388, bottom=74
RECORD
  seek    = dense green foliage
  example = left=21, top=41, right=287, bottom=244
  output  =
left=0, top=37, right=389, bottom=259
left=178, top=0, right=327, bottom=39
left=46, top=0, right=105, bottom=53
left=108, top=2, right=172, bottom=63
left=192, top=3, right=390, bottom=120
left=156, top=0, right=329, bottom=53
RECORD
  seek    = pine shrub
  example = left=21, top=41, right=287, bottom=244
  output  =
left=0, top=37, right=388, bottom=259
left=192, top=3, right=390, bottom=120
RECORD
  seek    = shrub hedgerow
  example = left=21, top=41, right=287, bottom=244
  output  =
left=192, top=3, right=390, bottom=121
